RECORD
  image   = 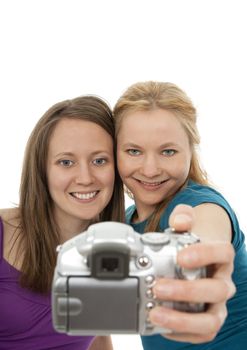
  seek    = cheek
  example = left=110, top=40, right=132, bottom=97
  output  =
left=47, top=169, right=55, bottom=193
left=102, top=166, right=115, bottom=192
left=117, top=152, right=134, bottom=178
left=177, top=154, right=191, bottom=177
left=117, top=152, right=129, bottom=178
left=47, top=168, right=68, bottom=193
left=185, top=151, right=192, bottom=170
left=168, top=154, right=191, bottom=178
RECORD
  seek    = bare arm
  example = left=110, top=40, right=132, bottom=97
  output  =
left=192, top=203, right=232, bottom=242
left=88, top=336, right=113, bottom=350
left=167, top=203, right=232, bottom=242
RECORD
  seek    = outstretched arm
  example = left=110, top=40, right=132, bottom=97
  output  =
left=149, top=204, right=236, bottom=344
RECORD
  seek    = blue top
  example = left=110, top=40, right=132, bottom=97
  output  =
left=0, top=217, right=94, bottom=350
left=126, top=180, right=247, bottom=349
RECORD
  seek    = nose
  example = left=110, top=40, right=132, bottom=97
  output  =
left=140, top=154, right=162, bottom=178
left=75, top=164, right=94, bottom=186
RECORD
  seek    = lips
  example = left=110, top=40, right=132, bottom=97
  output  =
left=70, top=191, right=99, bottom=200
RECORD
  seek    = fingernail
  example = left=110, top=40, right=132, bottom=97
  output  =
left=173, top=214, right=190, bottom=226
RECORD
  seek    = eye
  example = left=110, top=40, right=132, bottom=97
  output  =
left=127, top=149, right=141, bottom=156
left=92, top=158, right=107, bottom=166
left=59, top=159, right=74, bottom=167
left=162, top=149, right=176, bottom=157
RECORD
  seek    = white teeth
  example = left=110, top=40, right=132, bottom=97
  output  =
left=72, top=192, right=97, bottom=200
left=140, top=181, right=162, bottom=186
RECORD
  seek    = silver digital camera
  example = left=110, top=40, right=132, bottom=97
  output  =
left=52, top=222, right=206, bottom=336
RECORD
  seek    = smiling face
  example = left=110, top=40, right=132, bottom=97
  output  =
left=47, top=118, right=115, bottom=235
left=117, top=109, right=192, bottom=222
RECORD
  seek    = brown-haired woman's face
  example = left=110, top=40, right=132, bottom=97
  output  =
left=117, top=109, right=192, bottom=221
left=47, top=118, right=115, bottom=228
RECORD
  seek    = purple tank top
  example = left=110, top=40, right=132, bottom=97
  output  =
left=0, top=217, right=94, bottom=350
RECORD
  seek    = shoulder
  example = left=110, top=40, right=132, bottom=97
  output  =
left=170, top=180, right=232, bottom=210
left=0, top=208, right=21, bottom=265
left=0, top=207, right=19, bottom=222
left=159, top=181, right=223, bottom=228
left=0, top=207, right=19, bottom=218
left=162, top=181, right=244, bottom=246
left=177, top=181, right=226, bottom=201
left=160, top=181, right=232, bottom=224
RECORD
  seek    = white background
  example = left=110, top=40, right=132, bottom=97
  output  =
left=0, top=1, right=246, bottom=349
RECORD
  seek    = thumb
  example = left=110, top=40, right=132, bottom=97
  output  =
left=168, top=204, right=195, bottom=232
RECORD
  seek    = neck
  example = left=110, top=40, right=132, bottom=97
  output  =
left=59, top=221, right=90, bottom=243
left=53, top=209, right=93, bottom=243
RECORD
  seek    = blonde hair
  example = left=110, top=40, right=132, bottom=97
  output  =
left=17, top=95, right=124, bottom=293
left=113, top=81, right=209, bottom=231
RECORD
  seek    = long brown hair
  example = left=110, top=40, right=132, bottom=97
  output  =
left=17, top=95, right=124, bottom=293
left=113, top=81, right=209, bottom=231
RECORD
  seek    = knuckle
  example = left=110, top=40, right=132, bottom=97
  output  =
left=220, top=280, right=232, bottom=301
left=200, top=332, right=218, bottom=343
left=220, top=279, right=236, bottom=301
left=224, top=242, right=235, bottom=261
left=231, top=283, right=237, bottom=297
left=228, top=262, right=235, bottom=275
left=210, top=311, right=226, bottom=334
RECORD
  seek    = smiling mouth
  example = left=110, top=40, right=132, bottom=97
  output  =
left=136, top=179, right=168, bottom=186
left=70, top=191, right=99, bottom=200
left=138, top=180, right=165, bottom=186
left=133, top=179, right=169, bottom=191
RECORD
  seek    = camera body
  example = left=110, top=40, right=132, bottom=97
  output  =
left=52, top=222, right=206, bottom=335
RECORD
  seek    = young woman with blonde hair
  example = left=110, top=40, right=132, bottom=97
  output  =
left=114, top=81, right=247, bottom=349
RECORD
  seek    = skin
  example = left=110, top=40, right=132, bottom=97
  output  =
left=88, top=336, right=113, bottom=350
left=117, top=109, right=236, bottom=343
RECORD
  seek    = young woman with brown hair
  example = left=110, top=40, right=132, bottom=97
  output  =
left=0, top=95, right=125, bottom=350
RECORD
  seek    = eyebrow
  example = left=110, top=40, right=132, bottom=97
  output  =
left=121, top=142, right=180, bottom=148
left=159, top=142, right=181, bottom=148
left=54, top=152, right=74, bottom=158
left=54, top=150, right=111, bottom=158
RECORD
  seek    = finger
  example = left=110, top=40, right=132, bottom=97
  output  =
left=168, top=204, right=195, bottom=232
left=149, top=303, right=227, bottom=337
left=163, top=331, right=217, bottom=344
left=161, top=303, right=227, bottom=344
left=153, top=278, right=233, bottom=303
left=177, top=243, right=236, bottom=299
left=177, top=241, right=235, bottom=270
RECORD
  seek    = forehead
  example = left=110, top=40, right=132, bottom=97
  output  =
left=118, top=109, right=188, bottom=142
left=49, top=118, right=113, bottom=153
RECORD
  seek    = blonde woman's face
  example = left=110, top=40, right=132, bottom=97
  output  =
left=47, top=118, right=115, bottom=233
left=117, top=109, right=192, bottom=222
